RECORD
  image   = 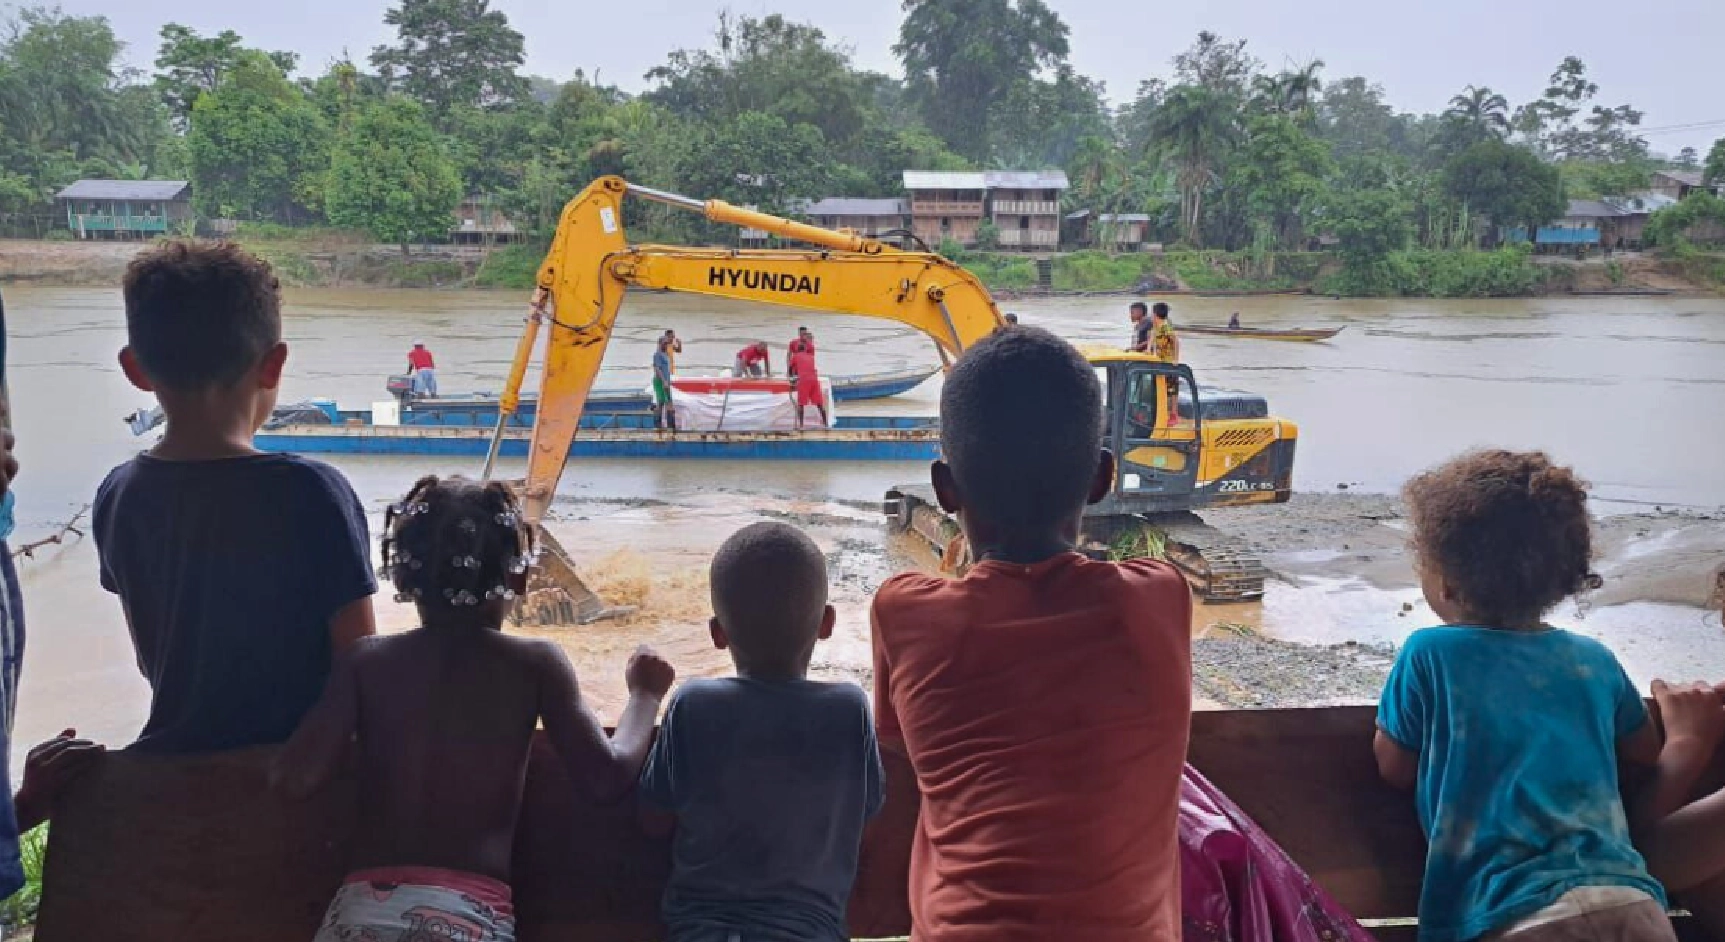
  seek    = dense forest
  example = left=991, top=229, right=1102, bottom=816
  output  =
left=2, top=0, right=1723, bottom=292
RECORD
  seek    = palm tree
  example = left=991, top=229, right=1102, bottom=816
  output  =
left=1282, top=59, right=1324, bottom=115
left=1445, top=85, right=1511, bottom=138
left=1148, top=84, right=1239, bottom=247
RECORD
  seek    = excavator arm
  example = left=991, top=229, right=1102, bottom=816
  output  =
left=500, top=175, right=1006, bottom=524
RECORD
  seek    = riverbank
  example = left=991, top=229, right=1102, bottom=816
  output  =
left=3, top=238, right=1717, bottom=297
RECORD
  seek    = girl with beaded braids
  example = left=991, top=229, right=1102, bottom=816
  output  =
left=272, top=475, right=675, bottom=942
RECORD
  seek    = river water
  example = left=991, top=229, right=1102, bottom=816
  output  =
left=2, top=284, right=1723, bottom=757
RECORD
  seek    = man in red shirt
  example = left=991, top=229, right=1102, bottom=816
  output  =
left=786, top=339, right=825, bottom=430
left=871, top=327, right=1190, bottom=942
left=734, top=342, right=771, bottom=378
left=406, top=341, right=436, bottom=398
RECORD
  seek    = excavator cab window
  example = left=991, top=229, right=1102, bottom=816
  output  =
left=1114, top=364, right=1202, bottom=499
left=1124, top=370, right=1197, bottom=442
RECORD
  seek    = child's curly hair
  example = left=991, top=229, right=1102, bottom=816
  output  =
left=381, top=475, right=535, bottom=611
left=1404, top=450, right=1601, bottom=627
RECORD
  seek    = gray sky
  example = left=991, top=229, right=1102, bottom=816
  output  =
left=59, top=0, right=1725, bottom=154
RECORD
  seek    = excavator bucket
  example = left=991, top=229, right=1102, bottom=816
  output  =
left=504, top=482, right=636, bottom=627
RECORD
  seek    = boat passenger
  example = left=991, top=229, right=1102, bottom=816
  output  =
left=639, top=521, right=881, bottom=942
left=1129, top=301, right=1151, bottom=352
left=96, top=240, right=378, bottom=753
left=274, top=476, right=674, bottom=942
left=790, top=325, right=815, bottom=357
left=407, top=340, right=437, bottom=398
left=734, top=341, right=771, bottom=378
left=1229, top=312, right=1241, bottom=329
left=1375, top=450, right=1674, bottom=942
left=653, top=336, right=677, bottom=432
left=788, top=337, right=826, bottom=430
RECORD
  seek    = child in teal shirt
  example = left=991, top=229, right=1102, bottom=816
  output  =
left=1376, top=450, right=1671, bottom=942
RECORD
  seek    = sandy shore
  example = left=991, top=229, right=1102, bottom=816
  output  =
left=365, top=489, right=1725, bottom=719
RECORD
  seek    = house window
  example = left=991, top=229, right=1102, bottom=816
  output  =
left=941, top=217, right=951, bottom=231
left=1019, top=216, right=1030, bottom=230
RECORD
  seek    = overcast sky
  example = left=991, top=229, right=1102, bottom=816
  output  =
left=55, top=0, right=1725, bottom=154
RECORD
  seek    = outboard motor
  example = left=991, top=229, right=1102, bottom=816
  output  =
left=386, top=373, right=415, bottom=404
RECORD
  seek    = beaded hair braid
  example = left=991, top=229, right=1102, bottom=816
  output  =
left=381, top=475, right=536, bottom=610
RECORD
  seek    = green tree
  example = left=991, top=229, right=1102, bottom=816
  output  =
left=896, top=0, right=1070, bottom=162
left=1706, top=138, right=1725, bottom=187
left=1442, top=139, right=1565, bottom=245
left=1233, top=114, right=1333, bottom=248
left=1171, top=31, right=1260, bottom=97
left=154, top=24, right=298, bottom=128
left=187, top=51, right=330, bottom=220
left=675, top=111, right=833, bottom=219
left=1148, top=84, right=1239, bottom=247
left=1326, top=188, right=1413, bottom=263
left=1645, top=191, right=1725, bottom=249
left=370, top=0, right=528, bottom=121
left=1444, top=85, right=1511, bottom=139
left=646, top=13, right=871, bottom=150
left=988, top=64, right=1109, bottom=168
left=325, top=96, right=462, bottom=253
left=0, top=7, right=176, bottom=198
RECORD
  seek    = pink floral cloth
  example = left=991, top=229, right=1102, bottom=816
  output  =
left=1182, top=765, right=1374, bottom=942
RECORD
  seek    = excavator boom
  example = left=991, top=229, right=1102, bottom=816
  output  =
left=507, top=176, right=1006, bottom=525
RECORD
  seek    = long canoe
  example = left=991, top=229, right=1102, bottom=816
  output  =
left=1179, top=324, right=1344, bottom=342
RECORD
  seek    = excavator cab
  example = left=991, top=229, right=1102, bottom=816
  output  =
left=1097, top=359, right=1203, bottom=515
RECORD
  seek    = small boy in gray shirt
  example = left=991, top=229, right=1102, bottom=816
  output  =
left=640, top=522, right=884, bottom=942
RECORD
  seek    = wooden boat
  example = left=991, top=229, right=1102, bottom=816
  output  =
left=254, top=407, right=941, bottom=461
left=1178, top=324, right=1345, bottom=342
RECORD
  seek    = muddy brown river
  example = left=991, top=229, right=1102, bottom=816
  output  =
left=3, top=284, right=1723, bottom=758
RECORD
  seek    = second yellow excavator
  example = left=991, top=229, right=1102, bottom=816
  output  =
left=487, top=176, right=1297, bottom=616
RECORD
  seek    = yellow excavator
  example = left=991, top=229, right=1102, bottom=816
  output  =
left=485, top=176, right=1297, bottom=621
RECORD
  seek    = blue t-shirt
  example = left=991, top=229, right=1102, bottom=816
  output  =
left=640, top=677, right=885, bottom=942
left=653, top=349, right=672, bottom=382
left=1378, top=626, right=1663, bottom=942
left=94, top=453, right=376, bottom=753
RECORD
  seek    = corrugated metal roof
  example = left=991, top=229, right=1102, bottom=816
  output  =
left=57, top=180, right=190, bottom=201
left=1099, top=213, right=1150, bottom=222
left=985, top=170, right=1069, bottom=189
left=1564, top=199, right=1628, bottom=219
left=1606, top=192, right=1679, bottom=214
left=1657, top=170, right=1704, bottom=187
left=903, top=171, right=987, bottom=191
left=805, top=197, right=909, bottom=216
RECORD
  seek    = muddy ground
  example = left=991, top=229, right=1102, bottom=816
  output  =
left=404, top=489, right=1725, bottom=718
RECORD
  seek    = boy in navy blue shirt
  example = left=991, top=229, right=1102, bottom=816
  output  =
left=94, top=241, right=376, bottom=753
left=640, top=521, right=883, bottom=942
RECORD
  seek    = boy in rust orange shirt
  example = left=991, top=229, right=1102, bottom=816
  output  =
left=871, top=326, right=1192, bottom=942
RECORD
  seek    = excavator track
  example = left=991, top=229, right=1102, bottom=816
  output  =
left=883, top=487, right=1267, bottom=603
left=1139, top=512, right=1267, bottom=603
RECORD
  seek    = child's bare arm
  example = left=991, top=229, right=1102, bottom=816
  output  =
left=327, top=596, right=376, bottom=653
left=1374, top=729, right=1418, bottom=791
left=272, top=645, right=364, bottom=799
left=1633, top=680, right=1725, bottom=834
left=536, top=643, right=673, bottom=801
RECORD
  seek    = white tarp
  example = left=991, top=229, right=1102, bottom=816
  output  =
left=669, top=380, right=835, bottom=431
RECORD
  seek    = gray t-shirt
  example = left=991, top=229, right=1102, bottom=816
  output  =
left=640, top=677, right=885, bottom=942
